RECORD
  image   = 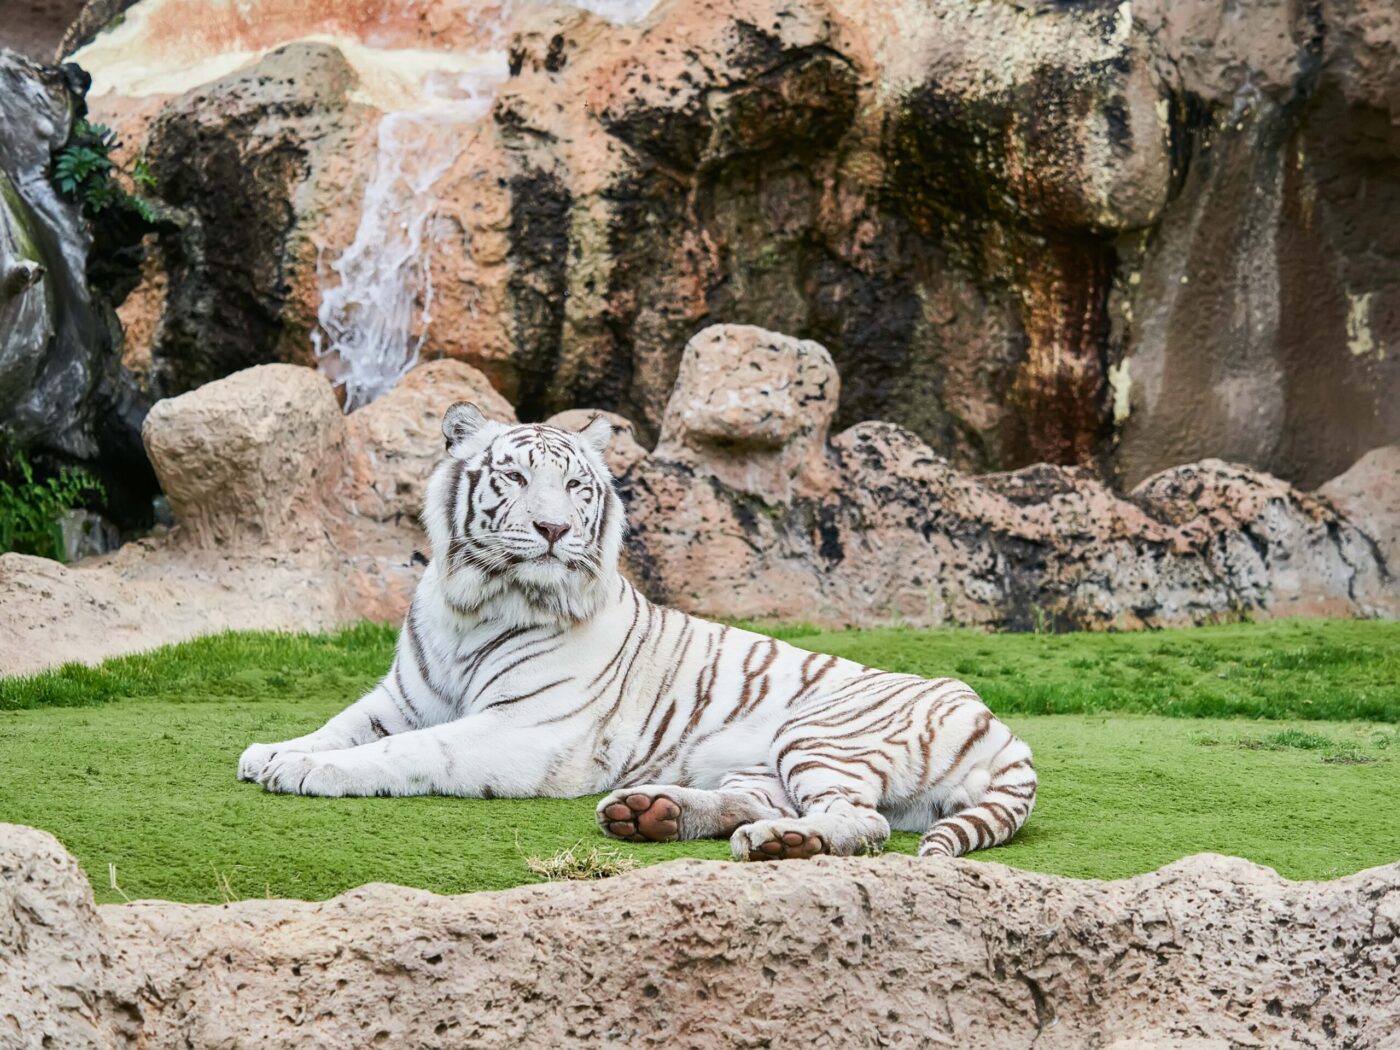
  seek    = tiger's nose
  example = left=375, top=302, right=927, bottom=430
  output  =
left=534, top=520, right=571, bottom=545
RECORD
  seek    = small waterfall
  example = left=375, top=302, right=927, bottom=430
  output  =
left=311, top=73, right=504, bottom=411
left=312, top=0, right=659, bottom=411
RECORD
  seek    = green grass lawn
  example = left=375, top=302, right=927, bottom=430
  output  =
left=1, top=619, right=1398, bottom=903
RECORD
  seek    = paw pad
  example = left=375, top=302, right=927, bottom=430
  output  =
left=601, top=792, right=681, bottom=842
left=749, top=830, right=826, bottom=861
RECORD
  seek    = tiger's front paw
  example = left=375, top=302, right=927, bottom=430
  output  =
left=238, top=741, right=290, bottom=782
left=731, top=819, right=828, bottom=861
left=256, top=751, right=384, bottom=796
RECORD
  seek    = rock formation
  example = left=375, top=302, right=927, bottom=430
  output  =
left=60, top=0, right=1400, bottom=491
left=3, top=822, right=1399, bottom=1048
left=2, top=326, right=1393, bottom=675
left=0, top=49, right=155, bottom=525
left=622, top=326, right=1396, bottom=630
left=0, top=357, right=511, bottom=675
left=1319, top=445, right=1400, bottom=573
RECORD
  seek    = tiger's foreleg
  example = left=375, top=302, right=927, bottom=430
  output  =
left=596, top=768, right=796, bottom=843
left=254, top=711, right=565, bottom=798
left=237, top=675, right=431, bottom=782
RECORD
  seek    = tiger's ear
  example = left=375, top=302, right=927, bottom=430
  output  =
left=579, top=414, right=614, bottom=456
left=443, top=402, right=486, bottom=453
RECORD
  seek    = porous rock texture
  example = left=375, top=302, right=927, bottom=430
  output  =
left=3, top=823, right=1399, bottom=1048
left=344, top=358, right=517, bottom=524
left=66, top=0, right=1400, bottom=490
left=623, top=326, right=1397, bottom=630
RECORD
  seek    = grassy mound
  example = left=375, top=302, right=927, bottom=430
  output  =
left=1, top=620, right=1397, bottom=903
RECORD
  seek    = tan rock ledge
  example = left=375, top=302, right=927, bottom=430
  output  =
left=3, top=823, right=1397, bottom=1048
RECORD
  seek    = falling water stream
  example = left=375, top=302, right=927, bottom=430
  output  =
left=310, top=71, right=504, bottom=410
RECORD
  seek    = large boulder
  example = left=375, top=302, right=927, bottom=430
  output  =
left=622, top=326, right=1397, bottom=629
left=3, top=822, right=1399, bottom=1047
left=650, top=324, right=837, bottom=500
left=0, top=826, right=140, bottom=1046
left=1319, top=446, right=1400, bottom=572
left=142, top=364, right=347, bottom=548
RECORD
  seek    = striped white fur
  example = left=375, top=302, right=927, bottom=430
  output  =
left=238, top=404, right=1036, bottom=860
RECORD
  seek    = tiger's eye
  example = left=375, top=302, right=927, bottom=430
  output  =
left=566, top=479, right=581, bottom=491
left=505, top=471, right=526, bottom=485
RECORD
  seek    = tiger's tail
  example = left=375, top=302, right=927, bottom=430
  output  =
left=919, top=735, right=1037, bottom=858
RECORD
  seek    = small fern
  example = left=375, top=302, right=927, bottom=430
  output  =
left=52, top=120, right=159, bottom=224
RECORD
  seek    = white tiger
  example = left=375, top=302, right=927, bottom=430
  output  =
left=238, top=404, right=1037, bottom=861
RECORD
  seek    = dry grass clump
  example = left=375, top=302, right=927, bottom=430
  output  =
left=525, top=843, right=638, bottom=882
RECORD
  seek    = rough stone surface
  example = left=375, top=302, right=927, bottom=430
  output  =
left=544, top=407, right=647, bottom=476
left=343, top=358, right=517, bottom=523
left=3, top=823, right=1399, bottom=1048
left=0, top=49, right=156, bottom=525
left=0, top=826, right=138, bottom=1048
left=69, top=0, right=1400, bottom=489
left=135, top=41, right=370, bottom=397
left=652, top=325, right=838, bottom=501
left=622, top=326, right=1397, bottom=629
left=142, top=363, right=347, bottom=549
left=1319, top=445, right=1400, bottom=573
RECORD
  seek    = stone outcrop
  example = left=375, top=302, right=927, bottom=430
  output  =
left=4, top=822, right=1399, bottom=1048
left=130, top=41, right=371, bottom=397
left=1320, top=445, right=1400, bottom=573
left=621, top=326, right=1396, bottom=630
left=143, top=364, right=347, bottom=549
left=64, top=0, right=1400, bottom=491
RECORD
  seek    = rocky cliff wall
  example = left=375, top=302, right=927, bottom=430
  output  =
left=0, top=49, right=156, bottom=526
left=59, top=0, right=1400, bottom=489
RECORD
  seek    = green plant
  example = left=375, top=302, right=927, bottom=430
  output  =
left=0, top=448, right=105, bottom=561
left=53, top=120, right=159, bottom=224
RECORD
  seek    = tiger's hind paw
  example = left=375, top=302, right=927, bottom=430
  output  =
left=731, top=820, right=828, bottom=861
left=596, top=789, right=682, bottom=842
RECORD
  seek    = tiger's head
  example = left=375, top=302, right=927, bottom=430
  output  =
left=422, top=402, right=626, bottom=626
